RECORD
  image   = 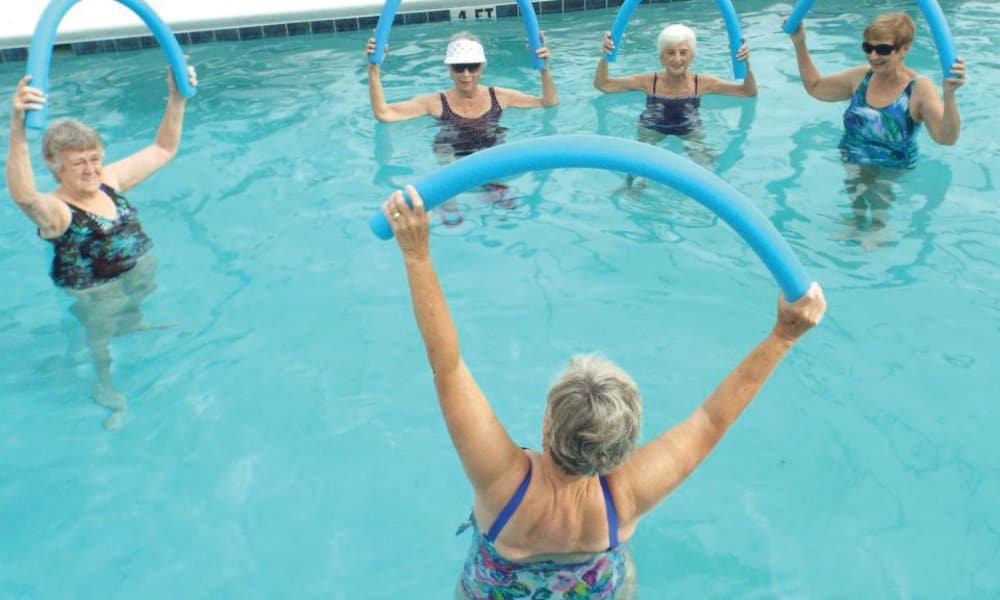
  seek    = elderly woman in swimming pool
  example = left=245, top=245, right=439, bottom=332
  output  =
left=788, top=13, right=965, bottom=244
left=381, top=185, right=826, bottom=598
left=366, top=31, right=558, bottom=160
left=594, top=23, right=756, bottom=167
left=6, top=65, right=197, bottom=430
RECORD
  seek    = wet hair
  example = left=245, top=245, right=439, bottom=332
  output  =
left=42, top=118, right=104, bottom=178
left=544, top=354, right=642, bottom=476
left=864, top=13, right=915, bottom=46
left=657, top=23, right=697, bottom=54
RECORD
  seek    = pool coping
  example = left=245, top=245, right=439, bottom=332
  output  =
left=0, top=0, right=692, bottom=62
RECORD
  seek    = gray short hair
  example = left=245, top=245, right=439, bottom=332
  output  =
left=657, top=23, right=697, bottom=54
left=544, top=354, right=642, bottom=476
left=42, top=118, right=104, bottom=177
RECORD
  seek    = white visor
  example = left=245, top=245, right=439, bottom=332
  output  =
left=444, top=39, right=486, bottom=65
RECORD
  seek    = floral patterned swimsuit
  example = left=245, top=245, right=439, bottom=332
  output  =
left=839, top=70, right=921, bottom=169
left=46, top=184, right=153, bottom=290
left=457, top=456, right=629, bottom=599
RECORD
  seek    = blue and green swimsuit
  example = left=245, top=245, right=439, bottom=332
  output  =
left=45, top=184, right=152, bottom=290
left=839, top=70, right=921, bottom=169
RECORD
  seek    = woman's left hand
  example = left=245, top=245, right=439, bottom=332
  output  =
left=736, top=40, right=750, bottom=62
left=533, top=32, right=550, bottom=64
left=384, top=185, right=430, bottom=259
left=944, top=57, right=965, bottom=93
left=166, top=61, right=198, bottom=100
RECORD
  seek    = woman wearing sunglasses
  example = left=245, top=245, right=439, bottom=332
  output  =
left=366, top=32, right=557, bottom=224
left=789, top=13, right=964, bottom=170
left=366, top=32, right=557, bottom=160
left=787, top=13, right=964, bottom=246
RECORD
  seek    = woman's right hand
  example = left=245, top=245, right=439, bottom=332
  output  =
left=383, top=185, right=430, bottom=260
left=366, top=37, right=388, bottom=61
left=773, top=282, right=826, bottom=342
left=12, top=75, right=45, bottom=117
left=602, top=31, right=614, bottom=54
left=786, top=19, right=806, bottom=44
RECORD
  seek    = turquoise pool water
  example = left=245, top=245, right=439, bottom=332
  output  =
left=1, top=0, right=997, bottom=597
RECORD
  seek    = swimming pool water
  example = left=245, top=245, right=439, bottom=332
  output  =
left=1, top=0, right=997, bottom=597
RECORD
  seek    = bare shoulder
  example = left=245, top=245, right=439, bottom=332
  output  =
left=912, top=74, right=939, bottom=96
left=844, top=64, right=872, bottom=89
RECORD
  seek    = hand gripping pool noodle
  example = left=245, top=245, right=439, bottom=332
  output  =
left=915, top=0, right=958, bottom=79
left=370, top=0, right=545, bottom=70
left=782, top=0, right=956, bottom=79
left=25, top=0, right=196, bottom=130
left=368, top=0, right=401, bottom=65
left=714, top=0, right=748, bottom=80
left=605, top=0, right=747, bottom=80
left=369, top=135, right=812, bottom=301
left=604, top=0, right=642, bottom=63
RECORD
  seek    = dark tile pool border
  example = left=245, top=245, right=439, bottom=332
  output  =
left=0, top=0, right=692, bottom=62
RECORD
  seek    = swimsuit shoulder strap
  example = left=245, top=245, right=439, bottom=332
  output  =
left=439, top=92, right=453, bottom=119
left=485, top=454, right=532, bottom=542
left=488, top=86, right=499, bottom=109
left=652, top=73, right=658, bottom=95
left=599, top=474, right=620, bottom=550
left=693, top=73, right=699, bottom=95
left=858, top=70, right=874, bottom=93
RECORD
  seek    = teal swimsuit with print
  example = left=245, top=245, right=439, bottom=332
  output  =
left=46, top=184, right=153, bottom=290
left=457, top=456, right=629, bottom=599
left=839, top=70, right=921, bottom=169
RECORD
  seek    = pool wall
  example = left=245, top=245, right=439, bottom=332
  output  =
left=1, top=0, right=692, bottom=59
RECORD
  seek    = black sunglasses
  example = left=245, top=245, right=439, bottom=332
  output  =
left=862, top=42, right=897, bottom=56
left=450, top=63, right=482, bottom=74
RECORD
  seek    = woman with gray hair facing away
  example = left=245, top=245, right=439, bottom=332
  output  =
left=381, top=186, right=826, bottom=598
left=6, top=66, right=197, bottom=429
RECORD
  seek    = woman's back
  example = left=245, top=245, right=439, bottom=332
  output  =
left=459, top=451, right=634, bottom=599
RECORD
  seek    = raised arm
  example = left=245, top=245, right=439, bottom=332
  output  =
left=496, top=36, right=558, bottom=109
left=102, top=65, right=197, bottom=193
left=698, top=41, right=758, bottom=97
left=911, top=59, right=964, bottom=145
left=788, top=21, right=864, bottom=102
left=365, top=38, right=436, bottom=122
left=5, top=75, right=70, bottom=238
left=615, top=283, right=827, bottom=518
left=594, top=32, right=650, bottom=94
left=383, top=186, right=522, bottom=491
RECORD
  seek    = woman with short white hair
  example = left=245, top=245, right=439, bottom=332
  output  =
left=380, top=186, right=826, bottom=598
left=6, top=66, right=197, bottom=429
left=594, top=23, right=756, bottom=168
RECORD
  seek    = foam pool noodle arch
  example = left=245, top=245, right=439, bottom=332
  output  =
left=369, top=0, right=545, bottom=70
left=605, top=0, right=747, bottom=80
left=25, top=0, right=196, bottom=130
left=369, top=134, right=812, bottom=301
left=782, top=0, right=957, bottom=79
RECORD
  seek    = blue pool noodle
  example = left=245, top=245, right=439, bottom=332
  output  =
left=781, top=0, right=816, bottom=35
left=782, top=0, right=956, bottom=79
left=714, top=0, right=747, bottom=80
left=25, top=0, right=195, bottom=130
left=604, top=0, right=642, bottom=63
left=606, top=0, right=746, bottom=79
left=369, top=135, right=811, bottom=302
left=369, top=0, right=401, bottom=65
left=370, top=0, right=545, bottom=70
left=915, top=0, right=958, bottom=79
